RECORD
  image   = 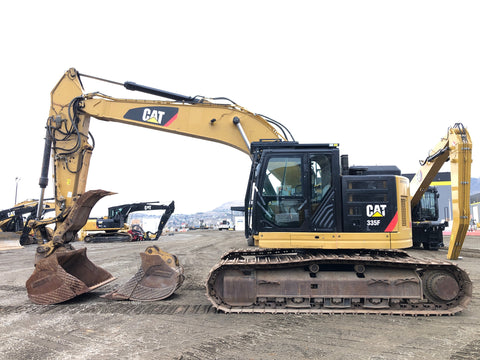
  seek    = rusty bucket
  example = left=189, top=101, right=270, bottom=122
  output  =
left=103, top=246, right=184, bottom=301
left=26, top=247, right=115, bottom=305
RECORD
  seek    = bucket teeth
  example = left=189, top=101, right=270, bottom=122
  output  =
left=103, top=251, right=184, bottom=301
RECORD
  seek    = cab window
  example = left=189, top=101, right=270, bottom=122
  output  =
left=260, top=156, right=305, bottom=228
left=310, top=154, right=332, bottom=213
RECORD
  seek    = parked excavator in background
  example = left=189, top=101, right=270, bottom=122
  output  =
left=79, top=200, right=175, bottom=242
left=411, top=187, right=447, bottom=250
left=0, top=200, right=55, bottom=245
left=26, top=69, right=472, bottom=315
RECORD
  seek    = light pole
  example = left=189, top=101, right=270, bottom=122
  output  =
left=15, top=177, right=21, bottom=204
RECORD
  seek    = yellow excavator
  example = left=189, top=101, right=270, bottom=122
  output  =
left=26, top=68, right=472, bottom=315
left=0, top=200, right=55, bottom=245
left=79, top=200, right=175, bottom=242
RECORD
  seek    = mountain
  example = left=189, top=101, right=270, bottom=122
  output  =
left=211, top=200, right=243, bottom=213
left=131, top=200, right=243, bottom=230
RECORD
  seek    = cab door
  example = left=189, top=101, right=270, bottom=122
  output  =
left=308, top=153, right=339, bottom=232
left=254, top=154, right=307, bottom=230
left=252, top=150, right=340, bottom=233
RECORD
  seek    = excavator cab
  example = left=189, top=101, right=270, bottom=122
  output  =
left=246, top=142, right=410, bottom=249
left=248, top=142, right=341, bottom=233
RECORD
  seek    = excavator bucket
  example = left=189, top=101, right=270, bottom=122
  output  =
left=103, top=245, right=184, bottom=301
left=26, top=190, right=116, bottom=305
left=26, top=247, right=115, bottom=305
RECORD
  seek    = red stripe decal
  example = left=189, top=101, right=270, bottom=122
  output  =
left=163, top=113, right=178, bottom=127
left=384, top=211, right=398, bottom=232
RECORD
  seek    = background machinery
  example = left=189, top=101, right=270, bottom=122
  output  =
left=218, top=219, right=234, bottom=231
left=26, top=69, right=472, bottom=315
left=0, top=200, right=55, bottom=245
left=80, top=201, right=175, bottom=242
left=411, top=187, right=447, bottom=250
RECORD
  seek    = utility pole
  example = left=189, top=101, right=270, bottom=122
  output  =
left=15, top=177, right=21, bottom=204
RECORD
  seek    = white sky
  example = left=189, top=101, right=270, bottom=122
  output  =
left=1, top=0, right=479, bottom=216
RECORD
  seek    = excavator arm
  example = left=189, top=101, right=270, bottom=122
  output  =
left=409, top=123, right=472, bottom=260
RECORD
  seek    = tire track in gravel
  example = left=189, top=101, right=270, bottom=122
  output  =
left=0, top=302, right=216, bottom=315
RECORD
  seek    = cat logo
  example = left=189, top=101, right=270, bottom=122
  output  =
left=142, top=108, right=165, bottom=124
left=123, top=107, right=179, bottom=127
left=366, top=204, right=387, bottom=217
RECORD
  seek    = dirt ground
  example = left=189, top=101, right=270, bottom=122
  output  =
left=1, top=230, right=480, bottom=360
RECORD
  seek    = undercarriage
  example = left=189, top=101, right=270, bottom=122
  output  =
left=206, top=248, right=472, bottom=315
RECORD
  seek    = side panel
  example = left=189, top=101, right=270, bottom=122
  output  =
left=342, top=175, right=398, bottom=233
left=392, top=176, right=413, bottom=249
left=258, top=232, right=392, bottom=249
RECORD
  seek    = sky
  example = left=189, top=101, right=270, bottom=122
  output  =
left=1, top=0, right=479, bottom=216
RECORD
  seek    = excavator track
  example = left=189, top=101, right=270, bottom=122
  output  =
left=84, top=233, right=133, bottom=243
left=206, top=248, right=472, bottom=315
